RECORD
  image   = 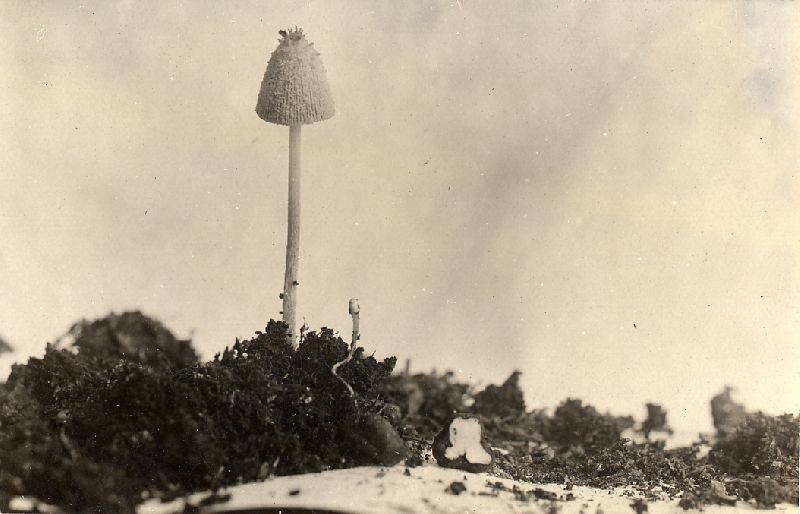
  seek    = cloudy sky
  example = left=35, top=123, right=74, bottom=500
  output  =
left=1, top=1, right=798, bottom=431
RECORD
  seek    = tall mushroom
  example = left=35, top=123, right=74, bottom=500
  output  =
left=256, top=28, right=335, bottom=347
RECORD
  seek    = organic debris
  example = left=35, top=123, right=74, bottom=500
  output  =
left=629, top=498, right=648, bottom=513
left=472, top=370, right=525, bottom=418
left=446, top=481, right=467, bottom=495
left=532, top=488, right=559, bottom=502
left=710, top=386, right=748, bottom=437
left=640, top=403, right=672, bottom=439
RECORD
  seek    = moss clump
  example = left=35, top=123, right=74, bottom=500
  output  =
left=732, top=477, right=798, bottom=509
left=641, top=403, right=671, bottom=439
left=541, top=398, right=625, bottom=451
left=472, top=371, right=526, bottom=419
left=710, top=386, right=748, bottom=437
left=709, top=412, right=799, bottom=478
left=383, top=371, right=473, bottom=440
left=0, top=314, right=398, bottom=513
left=707, top=412, right=799, bottom=507
left=65, top=311, right=199, bottom=371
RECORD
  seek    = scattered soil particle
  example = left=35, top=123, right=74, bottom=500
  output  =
left=533, top=488, right=559, bottom=501
left=446, top=481, right=467, bottom=495
left=629, top=498, right=648, bottom=513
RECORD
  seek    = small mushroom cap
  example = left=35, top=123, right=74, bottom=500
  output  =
left=256, top=28, right=335, bottom=126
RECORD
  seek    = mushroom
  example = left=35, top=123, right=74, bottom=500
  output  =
left=256, top=28, right=335, bottom=347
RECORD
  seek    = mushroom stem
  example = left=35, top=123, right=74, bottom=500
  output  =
left=282, top=123, right=302, bottom=347
left=332, top=299, right=360, bottom=397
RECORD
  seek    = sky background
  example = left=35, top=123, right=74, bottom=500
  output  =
left=1, top=1, right=798, bottom=432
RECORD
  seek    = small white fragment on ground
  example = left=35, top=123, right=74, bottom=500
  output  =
left=444, top=417, right=491, bottom=464
left=491, top=446, right=510, bottom=455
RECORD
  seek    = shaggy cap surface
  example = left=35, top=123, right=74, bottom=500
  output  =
left=256, top=28, right=335, bottom=126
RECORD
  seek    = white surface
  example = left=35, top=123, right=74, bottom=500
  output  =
left=138, top=464, right=798, bottom=514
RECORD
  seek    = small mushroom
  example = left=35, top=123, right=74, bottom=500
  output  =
left=432, top=414, right=493, bottom=473
left=256, top=28, right=334, bottom=347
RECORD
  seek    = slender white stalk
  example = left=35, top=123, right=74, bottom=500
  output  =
left=282, top=124, right=302, bottom=346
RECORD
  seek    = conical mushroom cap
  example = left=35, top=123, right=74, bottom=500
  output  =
left=256, top=28, right=335, bottom=126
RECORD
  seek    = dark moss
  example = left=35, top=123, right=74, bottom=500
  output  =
left=472, top=371, right=525, bottom=419
left=709, top=412, right=799, bottom=479
left=0, top=315, right=399, bottom=513
left=710, top=386, right=748, bottom=437
left=66, top=311, right=199, bottom=371
left=733, top=477, right=798, bottom=509
left=382, top=371, right=472, bottom=439
left=541, top=398, right=625, bottom=451
left=641, top=403, right=671, bottom=439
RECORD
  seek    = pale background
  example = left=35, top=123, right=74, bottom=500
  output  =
left=1, top=1, right=798, bottom=434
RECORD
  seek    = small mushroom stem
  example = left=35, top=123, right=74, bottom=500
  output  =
left=332, top=299, right=360, bottom=397
left=351, top=309, right=360, bottom=346
left=282, top=124, right=302, bottom=347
